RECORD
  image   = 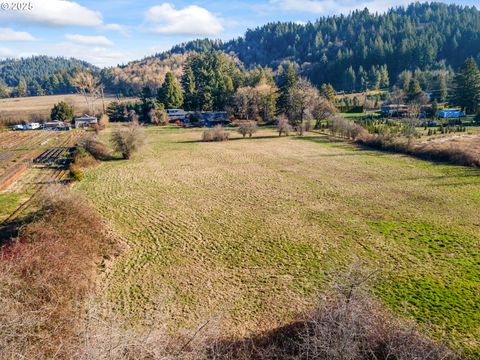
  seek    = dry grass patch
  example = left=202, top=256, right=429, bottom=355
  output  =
left=0, top=186, right=106, bottom=358
left=0, top=94, right=133, bottom=125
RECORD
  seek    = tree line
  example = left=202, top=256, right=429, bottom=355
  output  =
left=0, top=56, right=94, bottom=98
left=2, top=3, right=480, bottom=99
left=154, top=2, right=480, bottom=92
left=98, top=52, right=480, bottom=130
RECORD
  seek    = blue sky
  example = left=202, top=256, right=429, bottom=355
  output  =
left=0, top=0, right=477, bottom=67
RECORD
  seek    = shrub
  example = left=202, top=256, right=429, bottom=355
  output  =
left=237, top=121, right=258, bottom=138
left=205, top=270, right=456, bottom=360
left=84, top=139, right=112, bottom=161
left=110, top=122, right=145, bottom=159
left=357, top=134, right=480, bottom=167
left=98, top=113, right=109, bottom=130
left=328, top=117, right=367, bottom=140
left=277, top=114, right=292, bottom=136
left=72, top=147, right=98, bottom=169
left=0, top=187, right=105, bottom=358
left=69, top=163, right=84, bottom=181
left=150, top=104, right=169, bottom=126
left=202, top=125, right=230, bottom=142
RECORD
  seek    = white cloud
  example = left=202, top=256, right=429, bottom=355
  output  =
left=45, top=43, right=132, bottom=67
left=0, top=47, right=14, bottom=58
left=269, top=0, right=412, bottom=14
left=0, top=0, right=102, bottom=27
left=65, top=34, right=113, bottom=46
left=102, top=23, right=128, bottom=35
left=0, top=28, right=36, bottom=42
left=144, top=3, right=223, bottom=35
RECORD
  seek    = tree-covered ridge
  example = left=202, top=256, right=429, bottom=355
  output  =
left=1, top=2, right=480, bottom=97
left=0, top=56, right=94, bottom=97
left=156, top=2, right=480, bottom=91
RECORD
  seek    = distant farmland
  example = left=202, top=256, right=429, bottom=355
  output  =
left=76, top=127, right=480, bottom=355
left=0, top=94, right=135, bottom=125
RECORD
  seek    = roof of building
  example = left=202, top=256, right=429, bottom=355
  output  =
left=75, top=114, right=97, bottom=121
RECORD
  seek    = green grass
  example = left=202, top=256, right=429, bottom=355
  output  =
left=0, top=192, right=24, bottom=222
left=340, top=112, right=367, bottom=118
left=76, top=127, right=480, bottom=354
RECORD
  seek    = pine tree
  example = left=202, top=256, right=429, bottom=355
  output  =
left=181, top=67, right=197, bottom=111
left=431, top=99, right=439, bottom=119
left=51, top=101, right=74, bottom=122
left=0, top=80, right=9, bottom=98
left=407, top=79, right=423, bottom=102
left=320, top=83, right=335, bottom=102
left=157, top=72, right=184, bottom=109
left=451, top=57, right=480, bottom=114
left=277, top=64, right=298, bottom=116
left=16, top=77, right=28, bottom=97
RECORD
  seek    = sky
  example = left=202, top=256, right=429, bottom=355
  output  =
left=0, top=0, right=477, bottom=67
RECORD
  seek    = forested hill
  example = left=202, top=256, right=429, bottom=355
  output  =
left=0, top=56, right=94, bottom=97
left=154, top=2, right=480, bottom=91
left=1, top=2, right=480, bottom=97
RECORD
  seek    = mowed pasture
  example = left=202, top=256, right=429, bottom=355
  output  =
left=76, top=127, right=480, bottom=354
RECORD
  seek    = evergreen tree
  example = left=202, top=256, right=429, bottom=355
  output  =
left=181, top=67, right=197, bottom=111
left=157, top=72, right=183, bottom=109
left=0, top=80, right=9, bottom=98
left=451, top=57, right=480, bottom=114
left=51, top=101, right=74, bottom=122
left=431, top=99, right=439, bottom=119
left=16, top=77, right=28, bottom=97
left=181, top=51, right=238, bottom=111
left=320, top=83, right=335, bottom=102
left=407, top=79, right=423, bottom=102
left=106, top=101, right=127, bottom=122
left=277, top=64, right=298, bottom=116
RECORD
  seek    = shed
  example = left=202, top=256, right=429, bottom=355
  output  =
left=44, top=121, right=71, bottom=131
left=438, top=110, right=465, bottom=119
left=75, top=115, right=98, bottom=129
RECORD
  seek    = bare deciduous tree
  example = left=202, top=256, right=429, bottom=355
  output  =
left=150, top=106, right=169, bottom=126
left=312, top=96, right=338, bottom=129
left=72, top=70, right=103, bottom=115
left=277, top=114, right=292, bottom=136
left=237, top=121, right=258, bottom=138
left=110, top=122, right=145, bottom=159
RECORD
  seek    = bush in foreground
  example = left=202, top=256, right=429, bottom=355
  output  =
left=209, top=293, right=456, bottom=360
left=0, top=187, right=106, bottom=359
left=111, top=122, right=145, bottom=159
left=202, top=125, right=230, bottom=142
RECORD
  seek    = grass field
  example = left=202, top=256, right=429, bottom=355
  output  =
left=76, top=127, right=480, bottom=354
left=0, top=94, right=135, bottom=124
